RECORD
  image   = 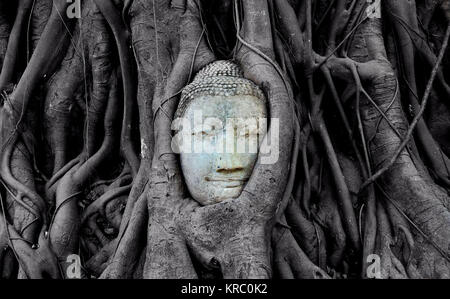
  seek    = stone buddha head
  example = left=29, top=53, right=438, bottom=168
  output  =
left=173, top=61, right=267, bottom=206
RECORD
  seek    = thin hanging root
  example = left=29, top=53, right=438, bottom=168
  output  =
left=366, top=82, right=398, bottom=146
left=93, top=0, right=140, bottom=177
left=315, top=116, right=361, bottom=252
left=390, top=9, right=450, bottom=100
left=303, top=1, right=359, bottom=252
left=316, top=55, right=407, bottom=143
left=321, top=66, right=367, bottom=177
left=360, top=24, right=450, bottom=191
left=276, top=110, right=301, bottom=220
left=298, top=125, right=311, bottom=216
left=351, top=65, right=377, bottom=277
left=314, top=0, right=335, bottom=32
left=385, top=0, right=450, bottom=188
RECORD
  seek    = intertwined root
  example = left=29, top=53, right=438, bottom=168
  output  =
left=1, top=0, right=450, bottom=279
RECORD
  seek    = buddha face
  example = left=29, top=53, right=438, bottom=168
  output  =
left=176, top=94, right=267, bottom=206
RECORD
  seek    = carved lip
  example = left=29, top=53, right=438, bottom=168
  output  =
left=204, top=176, right=249, bottom=188
left=205, top=176, right=249, bottom=182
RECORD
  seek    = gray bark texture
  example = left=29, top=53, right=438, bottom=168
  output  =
left=0, top=0, right=449, bottom=279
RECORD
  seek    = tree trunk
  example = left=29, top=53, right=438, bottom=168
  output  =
left=0, top=0, right=449, bottom=279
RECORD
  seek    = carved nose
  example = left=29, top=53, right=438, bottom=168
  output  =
left=216, top=155, right=244, bottom=173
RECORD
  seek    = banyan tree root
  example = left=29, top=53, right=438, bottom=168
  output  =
left=104, top=0, right=297, bottom=279
left=1, top=0, right=450, bottom=279
left=320, top=14, right=450, bottom=277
